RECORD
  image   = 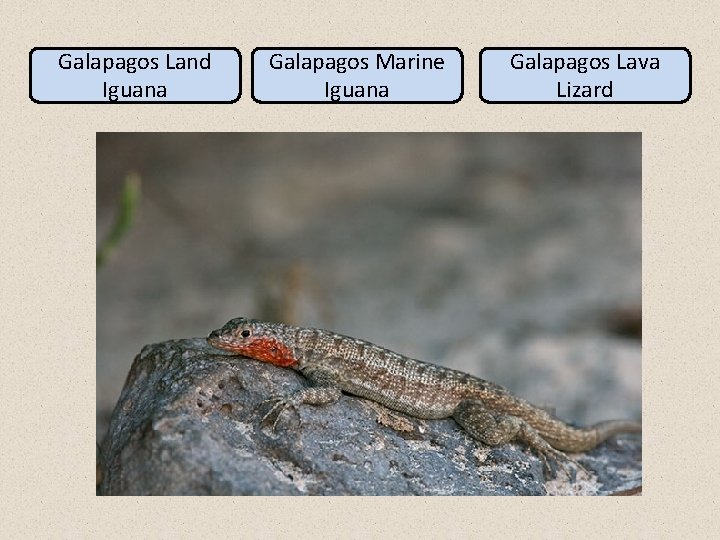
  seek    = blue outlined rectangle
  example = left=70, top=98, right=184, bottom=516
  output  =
left=480, top=47, right=691, bottom=104
left=30, top=47, right=241, bottom=104
left=252, top=47, right=463, bottom=104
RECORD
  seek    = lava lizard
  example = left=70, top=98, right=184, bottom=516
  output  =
left=207, top=317, right=641, bottom=475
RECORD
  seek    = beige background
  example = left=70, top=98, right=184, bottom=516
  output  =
left=2, top=0, right=719, bottom=536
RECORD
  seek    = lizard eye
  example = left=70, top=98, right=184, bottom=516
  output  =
left=240, top=329, right=251, bottom=338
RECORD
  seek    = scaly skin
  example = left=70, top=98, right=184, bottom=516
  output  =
left=207, top=317, right=641, bottom=474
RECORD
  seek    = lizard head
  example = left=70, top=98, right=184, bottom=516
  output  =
left=207, top=317, right=298, bottom=368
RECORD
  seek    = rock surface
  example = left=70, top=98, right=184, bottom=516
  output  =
left=99, top=338, right=641, bottom=496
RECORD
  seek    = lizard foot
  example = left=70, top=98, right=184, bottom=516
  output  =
left=516, top=423, right=589, bottom=479
left=534, top=445, right=589, bottom=479
left=259, top=396, right=302, bottom=431
left=258, top=386, right=342, bottom=431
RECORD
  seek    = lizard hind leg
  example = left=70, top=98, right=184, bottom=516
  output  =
left=453, top=399, right=523, bottom=445
left=453, top=399, right=584, bottom=478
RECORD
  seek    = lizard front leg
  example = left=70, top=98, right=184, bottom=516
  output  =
left=452, top=399, right=581, bottom=477
left=261, top=386, right=342, bottom=429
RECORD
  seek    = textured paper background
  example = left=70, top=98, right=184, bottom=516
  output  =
left=3, top=0, right=719, bottom=536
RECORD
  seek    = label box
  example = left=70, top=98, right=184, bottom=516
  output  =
left=480, top=47, right=691, bottom=103
left=30, top=47, right=241, bottom=103
left=252, top=47, right=463, bottom=103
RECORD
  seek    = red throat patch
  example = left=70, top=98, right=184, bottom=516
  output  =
left=230, top=336, right=298, bottom=367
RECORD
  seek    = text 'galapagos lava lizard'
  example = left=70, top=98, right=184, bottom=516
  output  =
left=207, top=317, right=641, bottom=476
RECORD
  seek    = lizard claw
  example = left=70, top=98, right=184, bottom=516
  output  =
left=260, top=396, right=300, bottom=431
left=537, top=451, right=553, bottom=477
left=537, top=446, right=589, bottom=479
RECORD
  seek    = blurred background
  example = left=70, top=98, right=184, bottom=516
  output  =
left=97, top=133, right=641, bottom=445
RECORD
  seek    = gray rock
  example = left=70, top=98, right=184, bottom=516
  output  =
left=99, top=338, right=641, bottom=496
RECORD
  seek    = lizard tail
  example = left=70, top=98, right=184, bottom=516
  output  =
left=544, top=419, right=641, bottom=453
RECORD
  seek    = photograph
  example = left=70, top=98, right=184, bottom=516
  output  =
left=96, top=132, right=641, bottom=495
